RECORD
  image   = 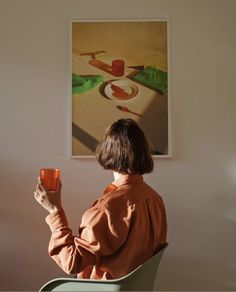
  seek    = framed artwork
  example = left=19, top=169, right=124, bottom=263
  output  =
left=70, top=19, right=171, bottom=158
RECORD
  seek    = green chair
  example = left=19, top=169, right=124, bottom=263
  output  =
left=40, top=243, right=168, bottom=291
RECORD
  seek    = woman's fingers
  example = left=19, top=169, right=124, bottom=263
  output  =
left=37, top=177, right=42, bottom=185
left=34, top=191, right=41, bottom=203
left=37, top=177, right=49, bottom=192
left=36, top=184, right=43, bottom=193
left=34, top=178, right=62, bottom=213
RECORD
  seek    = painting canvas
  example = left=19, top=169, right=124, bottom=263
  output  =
left=71, top=19, right=170, bottom=157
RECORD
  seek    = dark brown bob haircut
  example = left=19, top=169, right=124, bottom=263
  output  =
left=96, top=118, right=154, bottom=175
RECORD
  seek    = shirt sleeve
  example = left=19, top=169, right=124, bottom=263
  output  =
left=45, top=200, right=132, bottom=275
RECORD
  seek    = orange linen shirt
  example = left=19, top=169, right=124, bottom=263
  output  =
left=45, top=174, right=167, bottom=279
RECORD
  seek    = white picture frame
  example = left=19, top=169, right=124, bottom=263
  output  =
left=70, top=18, right=171, bottom=158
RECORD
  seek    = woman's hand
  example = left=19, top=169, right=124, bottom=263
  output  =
left=34, top=177, right=62, bottom=213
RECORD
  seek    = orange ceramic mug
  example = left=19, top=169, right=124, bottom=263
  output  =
left=40, top=168, right=60, bottom=191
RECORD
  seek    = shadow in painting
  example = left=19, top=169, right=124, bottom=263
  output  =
left=138, top=92, right=168, bottom=156
left=72, top=123, right=98, bottom=152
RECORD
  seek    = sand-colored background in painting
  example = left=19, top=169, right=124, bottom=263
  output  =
left=72, top=21, right=168, bottom=71
left=72, top=21, right=168, bottom=156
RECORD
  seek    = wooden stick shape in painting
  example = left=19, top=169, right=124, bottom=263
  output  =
left=116, top=105, right=143, bottom=118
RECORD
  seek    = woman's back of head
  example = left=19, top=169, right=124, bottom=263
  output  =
left=96, top=118, right=154, bottom=175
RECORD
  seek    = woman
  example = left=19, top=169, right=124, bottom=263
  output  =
left=34, top=118, right=167, bottom=279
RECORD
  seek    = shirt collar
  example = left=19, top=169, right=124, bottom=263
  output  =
left=103, top=174, right=143, bottom=195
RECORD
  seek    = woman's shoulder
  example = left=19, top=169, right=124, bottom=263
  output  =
left=103, top=187, right=133, bottom=206
left=102, top=181, right=148, bottom=208
left=89, top=180, right=162, bottom=213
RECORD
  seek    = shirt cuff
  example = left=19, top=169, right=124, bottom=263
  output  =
left=45, top=209, right=68, bottom=232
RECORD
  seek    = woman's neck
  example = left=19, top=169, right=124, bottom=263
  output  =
left=113, top=171, right=127, bottom=181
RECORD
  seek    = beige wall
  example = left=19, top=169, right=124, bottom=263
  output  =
left=0, top=0, right=236, bottom=290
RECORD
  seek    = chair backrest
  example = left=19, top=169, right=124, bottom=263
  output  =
left=117, top=243, right=168, bottom=291
left=40, top=243, right=168, bottom=291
